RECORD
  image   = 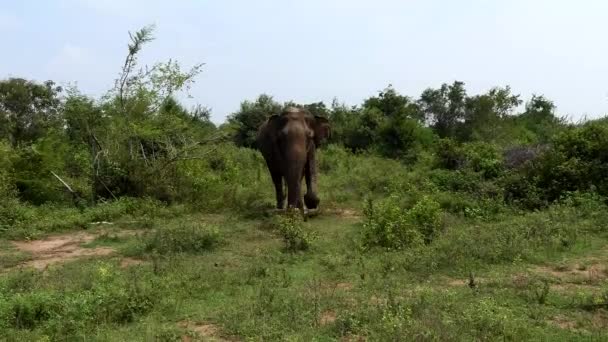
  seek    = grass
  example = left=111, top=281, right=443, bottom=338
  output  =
left=0, top=240, right=31, bottom=270
left=1, top=144, right=608, bottom=340
left=1, top=203, right=608, bottom=341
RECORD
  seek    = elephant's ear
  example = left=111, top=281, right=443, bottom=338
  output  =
left=313, top=116, right=331, bottom=146
left=265, top=114, right=285, bottom=140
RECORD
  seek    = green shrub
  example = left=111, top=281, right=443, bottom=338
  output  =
left=141, top=222, right=221, bottom=255
left=0, top=263, right=159, bottom=335
left=433, top=191, right=506, bottom=220
left=407, top=196, right=443, bottom=243
left=271, top=210, right=316, bottom=252
left=434, top=139, right=504, bottom=179
left=362, top=195, right=442, bottom=249
left=8, top=292, right=58, bottom=329
left=519, top=120, right=608, bottom=204
left=434, top=138, right=464, bottom=170
left=502, top=172, right=546, bottom=210
left=376, top=115, right=435, bottom=162
left=461, top=142, right=504, bottom=179
left=429, top=169, right=480, bottom=193
left=425, top=200, right=602, bottom=269
left=457, top=298, right=529, bottom=340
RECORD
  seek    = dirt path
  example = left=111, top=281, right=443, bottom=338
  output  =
left=7, top=229, right=140, bottom=271
left=10, top=232, right=114, bottom=270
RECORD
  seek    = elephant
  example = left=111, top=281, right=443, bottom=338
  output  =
left=256, top=106, right=331, bottom=212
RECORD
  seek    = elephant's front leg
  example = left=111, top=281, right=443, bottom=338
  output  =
left=270, top=171, right=285, bottom=209
left=304, top=148, right=320, bottom=209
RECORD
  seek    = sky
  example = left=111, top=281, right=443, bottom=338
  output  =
left=1, top=0, right=607, bottom=124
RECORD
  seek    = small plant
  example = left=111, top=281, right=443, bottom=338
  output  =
left=142, top=222, right=221, bottom=255
left=272, top=209, right=316, bottom=252
left=532, top=278, right=551, bottom=305
left=407, top=196, right=442, bottom=243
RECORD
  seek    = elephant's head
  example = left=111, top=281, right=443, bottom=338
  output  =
left=257, top=107, right=331, bottom=210
left=266, top=107, right=330, bottom=146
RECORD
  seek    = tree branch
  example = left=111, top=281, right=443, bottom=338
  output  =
left=51, top=171, right=75, bottom=194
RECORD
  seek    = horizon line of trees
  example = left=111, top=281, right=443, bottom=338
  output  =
left=224, top=82, right=572, bottom=157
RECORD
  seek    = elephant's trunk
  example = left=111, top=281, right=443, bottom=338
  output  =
left=284, top=138, right=307, bottom=209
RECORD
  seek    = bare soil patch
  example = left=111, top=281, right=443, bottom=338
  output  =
left=549, top=315, right=579, bottom=330
left=11, top=232, right=114, bottom=270
left=549, top=310, right=608, bottom=331
left=591, top=309, right=608, bottom=329
left=327, top=208, right=361, bottom=219
left=320, top=310, right=337, bottom=326
left=444, top=276, right=487, bottom=288
left=340, top=334, right=367, bottom=342
left=336, top=282, right=354, bottom=291
left=315, top=281, right=354, bottom=296
left=8, top=229, right=141, bottom=271
left=178, top=320, right=235, bottom=342
left=120, top=257, right=145, bottom=268
left=532, top=263, right=608, bottom=285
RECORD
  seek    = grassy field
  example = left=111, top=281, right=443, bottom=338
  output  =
left=1, top=198, right=608, bottom=341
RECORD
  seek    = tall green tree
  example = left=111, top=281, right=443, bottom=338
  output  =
left=463, top=86, right=522, bottom=142
left=419, top=81, right=467, bottom=138
left=363, top=85, right=422, bottom=120
left=517, top=95, right=565, bottom=144
left=226, top=94, right=282, bottom=148
left=0, top=78, right=63, bottom=146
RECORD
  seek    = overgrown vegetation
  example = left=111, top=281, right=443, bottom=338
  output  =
left=2, top=25, right=608, bottom=340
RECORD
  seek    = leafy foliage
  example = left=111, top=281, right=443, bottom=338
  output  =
left=271, top=210, right=316, bottom=252
left=362, top=195, right=442, bottom=249
left=0, top=78, right=63, bottom=147
left=226, top=94, right=282, bottom=148
left=140, top=222, right=221, bottom=255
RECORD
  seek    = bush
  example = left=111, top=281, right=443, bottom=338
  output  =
left=0, top=263, right=159, bottom=334
left=407, top=196, right=443, bottom=243
left=502, top=173, right=546, bottom=210
left=434, top=138, right=465, bottom=170
left=141, top=222, right=222, bottom=255
left=271, top=210, right=316, bottom=252
left=429, top=169, right=480, bottom=193
left=503, top=119, right=608, bottom=207
left=532, top=120, right=608, bottom=201
left=461, top=142, right=504, bottom=179
left=376, top=115, right=435, bottom=162
left=434, top=140, right=504, bottom=179
left=362, top=195, right=442, bottom=249
left=425, top=200, right=603, bottom=269
left=7, top=292, right=58, bottom=329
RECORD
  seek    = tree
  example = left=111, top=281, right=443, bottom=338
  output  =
left=0, top=78, right=63, bottom=146
left=303, top=101, right=330, bottom=118
left=519, top=95, right=565, bottom=143
left=363, top=84, right=423, bottom=121
left=463, top=86, right=521, bottom=142
left=83, top=25, right=212, bottom=202
left=419, top=81, right=467, bottom=138
left=226, top=94, right=282, bottom=148
left=326, top=99, right=361, bottom=148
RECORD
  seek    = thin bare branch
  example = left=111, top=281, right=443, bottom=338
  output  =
left=51, top=171, right=75, bottom=194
